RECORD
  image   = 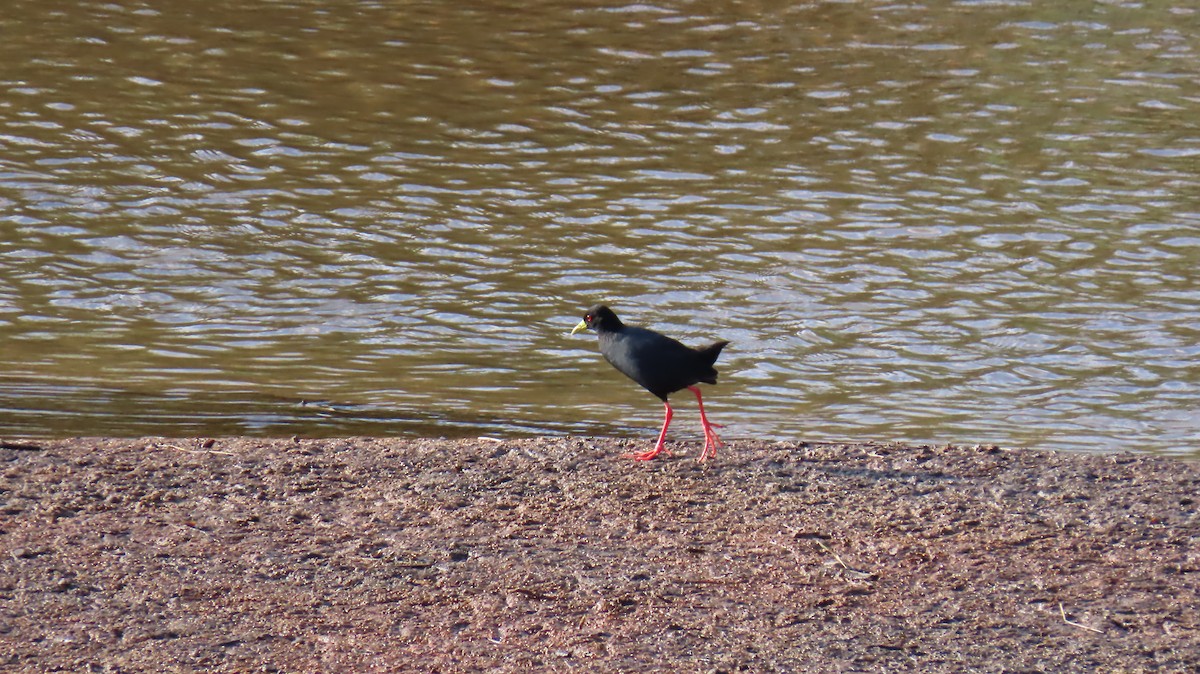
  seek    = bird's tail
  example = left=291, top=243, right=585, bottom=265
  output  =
left=696, top=340, right=730, bottom=382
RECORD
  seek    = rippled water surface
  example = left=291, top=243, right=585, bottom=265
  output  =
left=2, top=0, right=1198, bottom=455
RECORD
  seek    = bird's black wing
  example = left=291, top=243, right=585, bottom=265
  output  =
left=600, top=326, right=710, bottom=399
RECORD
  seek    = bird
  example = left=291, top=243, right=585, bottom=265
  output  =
left=571, top=304, right=729, bottom=462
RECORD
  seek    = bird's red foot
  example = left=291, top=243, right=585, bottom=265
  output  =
left=624, top=401, right=674, bottom=461
left=687, top=386, right=724, bottom=463
left=623, top=445, right=670, bottom=461
left=698, top=422, right=724, bottom=463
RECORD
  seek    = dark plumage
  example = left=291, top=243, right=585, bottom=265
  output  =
left=571, top=304, right=729, bottom=461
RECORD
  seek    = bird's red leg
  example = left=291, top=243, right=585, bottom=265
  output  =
left=688, top=386, right=724, bottom=462
left=624, top=400, right=673, bottom=461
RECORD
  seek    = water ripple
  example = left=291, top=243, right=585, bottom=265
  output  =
left=1, top=0, right=1198, bottom=454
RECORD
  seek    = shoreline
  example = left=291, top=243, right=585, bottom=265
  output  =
left=2, top=437, right=1198, bottom=671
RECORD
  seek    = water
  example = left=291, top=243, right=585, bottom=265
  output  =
left=2, top=0, right=1198, bottom=456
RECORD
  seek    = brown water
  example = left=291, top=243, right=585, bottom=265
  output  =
left=2, top=0, right=1198, bottom=455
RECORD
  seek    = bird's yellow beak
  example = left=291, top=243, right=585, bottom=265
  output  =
left=570, top=319, right=588, bottom=335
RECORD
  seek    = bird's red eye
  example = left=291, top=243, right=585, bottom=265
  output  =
left=585, top=314, right=592, bottom=321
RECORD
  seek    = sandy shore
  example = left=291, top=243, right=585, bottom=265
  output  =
left=1, top=437, right=1197, bottom=672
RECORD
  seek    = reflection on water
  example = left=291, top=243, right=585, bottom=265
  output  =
left=1, top=0, right=1198, bottom=455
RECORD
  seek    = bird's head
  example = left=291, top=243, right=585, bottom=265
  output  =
left=571, top=304, right=621, bottom=335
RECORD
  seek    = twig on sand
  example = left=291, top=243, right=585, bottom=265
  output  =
left=813, top=539, right=876, bottom=580
left=816, top=539, right=850, bottom=570
left=161, top=443, right=235, bottom=456
left=1059, top=602, right=1103, bottom=634
left=170, top=522, right=215, bottom=539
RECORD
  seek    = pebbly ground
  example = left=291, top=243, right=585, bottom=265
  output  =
left=1, top=437, right=1198, bottom=672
